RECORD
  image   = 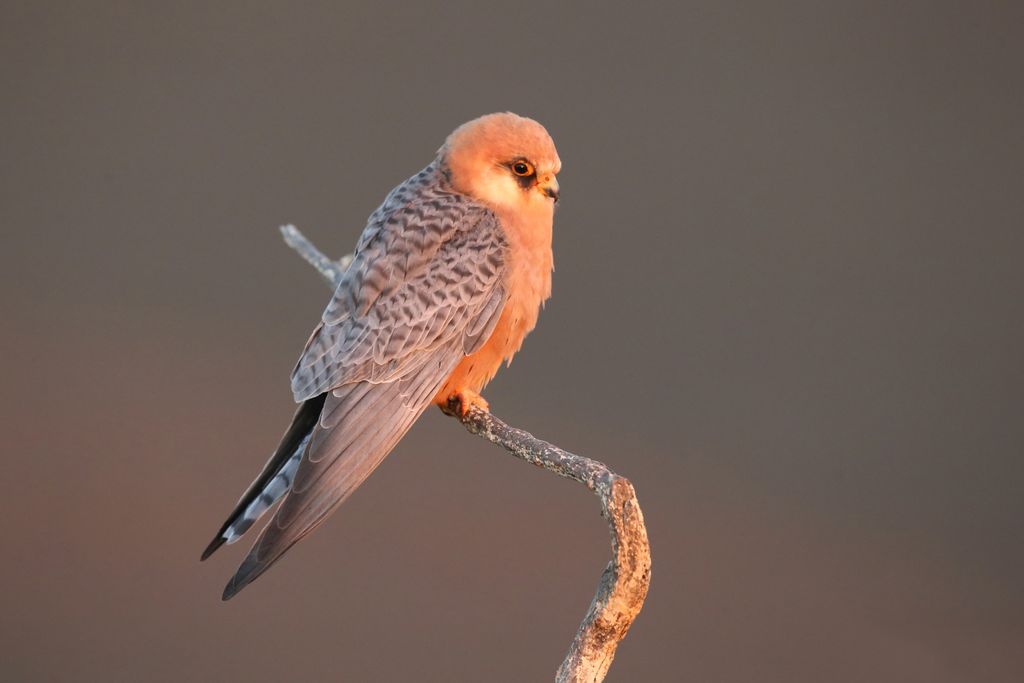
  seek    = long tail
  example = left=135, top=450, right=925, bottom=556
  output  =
left=220, top=346, right=459, bottom=600
left=201, top=394, right=327, bottom=561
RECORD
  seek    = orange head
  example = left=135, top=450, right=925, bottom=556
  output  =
left=440, top=112, right=561, bottom=213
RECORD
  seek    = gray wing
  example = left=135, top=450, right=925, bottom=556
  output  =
left=291, top=191, right=507, bottom=401
left=222, top=192, right=507, bottom=599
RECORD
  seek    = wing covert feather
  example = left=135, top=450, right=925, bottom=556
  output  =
left=291, top=189, right=507, bottom=402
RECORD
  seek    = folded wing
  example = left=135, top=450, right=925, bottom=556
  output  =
left=223, top=191, right=507, bottom=599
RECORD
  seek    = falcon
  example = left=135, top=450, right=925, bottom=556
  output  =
left=202, top=112, right=561, bottom=600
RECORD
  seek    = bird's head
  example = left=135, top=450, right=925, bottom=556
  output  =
left=440, top=112, right=561, bottom=214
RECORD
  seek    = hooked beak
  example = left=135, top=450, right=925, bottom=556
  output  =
left=538, top=175, right=560, bottom=203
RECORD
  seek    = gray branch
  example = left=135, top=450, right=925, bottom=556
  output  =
left=280, top=224, right=652, bottom=683
left=280, top=224, right=353, bottom=289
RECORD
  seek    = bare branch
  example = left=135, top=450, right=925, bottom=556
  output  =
left=280, top=224, right=652, bottom=682
left=279, top=224, right=353, bottom=288
left=454, top=405, right=652, bottom=683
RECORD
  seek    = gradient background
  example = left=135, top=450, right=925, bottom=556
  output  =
left=2, top=2, right=1022, bottom=681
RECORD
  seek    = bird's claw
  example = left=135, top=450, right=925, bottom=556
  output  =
left=442, top=389, right=490, bottom=418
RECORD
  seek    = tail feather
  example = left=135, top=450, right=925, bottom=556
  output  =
left=201, top=394, right=327, bottom=561
left=221, top=432, right=310, bottom=544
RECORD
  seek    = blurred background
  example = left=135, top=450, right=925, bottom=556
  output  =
left=2, top=2, right=1022, bottom=681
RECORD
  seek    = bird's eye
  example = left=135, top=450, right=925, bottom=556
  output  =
left=511, top=160, right=534, bottom=177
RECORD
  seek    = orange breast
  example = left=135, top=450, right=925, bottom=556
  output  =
left=433, top=208, right=553, bottom=405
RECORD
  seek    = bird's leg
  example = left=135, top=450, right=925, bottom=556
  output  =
left=441, top=388, right=490, bottom=417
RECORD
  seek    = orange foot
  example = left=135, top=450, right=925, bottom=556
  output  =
left=441, top=388, right=490, bottom=418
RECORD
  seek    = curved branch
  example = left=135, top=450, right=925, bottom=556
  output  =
left=455, top=406, right=652, bottom=682
left=280, top=224, right=651, bottom=682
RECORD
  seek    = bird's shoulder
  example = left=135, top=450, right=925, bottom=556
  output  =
left=353, top=162, right=504, bottom=258
left=319, top=162, right=509, bottom=323
left=289, top=164, right=510, bottom=401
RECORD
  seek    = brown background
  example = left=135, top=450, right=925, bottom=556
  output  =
left=2, top=2, right=1022, bottom=681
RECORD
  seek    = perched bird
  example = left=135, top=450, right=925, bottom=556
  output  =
left=202, top=112, right=561, bottom=600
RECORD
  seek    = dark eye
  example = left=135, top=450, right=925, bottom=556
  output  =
left=511, top=160, right=534, bottom=177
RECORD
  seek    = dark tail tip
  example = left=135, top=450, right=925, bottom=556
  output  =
left=201, top=533, right=227, bottom=562
left=221, top=582, right=239, bottom=601
left=221, top=573, right=249, bottom=601
left=221, top=555, right=262, bottom=601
